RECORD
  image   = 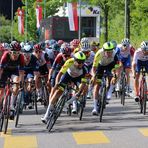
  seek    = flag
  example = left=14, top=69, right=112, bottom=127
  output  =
left=17, top=8, right=24, bottom=34
left=67, top=2, right=78, bottom=31
left=36, top=5, right=42, bottom=28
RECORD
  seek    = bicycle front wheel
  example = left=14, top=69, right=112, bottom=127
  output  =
left=4, top=95, right=11, bottom=134
left=143, top=81, right=147, bottom=115
left=99, top=87, right=106, bottom=122
left=47, top=95, right=66, bottom=132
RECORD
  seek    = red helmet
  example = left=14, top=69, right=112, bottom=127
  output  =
left=60, top=43, right=71, bottom=55
left=0, top=44, right=5, bottom=51
left=58, top=40, right=64, bottom=46
left=33, top=43, right=42, bottom=51
left=10, top=41, right=21, bottom=51
left=72, top=39, right=80, bottom=46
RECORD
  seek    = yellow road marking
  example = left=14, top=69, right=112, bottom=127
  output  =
left=1, top=129, right=12, bottom=137
left=139, top=128, right=148, bottom=136
left=73, top=131, right=110, bottom=144
left=4, top=136, right=38, bottom=148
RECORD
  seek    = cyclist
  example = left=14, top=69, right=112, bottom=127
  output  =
left=22, top=44, right=40, bottom=109
left=116, top=38, right=135, bottom=92
left=41, top=51, right=88, bottom=123
left=49, top=43, right=72, bottom=88
left=44, top=40, right=55, bottom=65
left=0, top=41, right=25, bottom=119
left=33, top=43, right=51, bottom=102
left=91, top=42, right=122, bottom=115
left=132, top=41, right=148, bottom=102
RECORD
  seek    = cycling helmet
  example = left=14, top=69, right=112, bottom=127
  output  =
left=58, top=40, right=64, bottom=46
left=80, top=37, right=89, bottom=44
left=33, top=43, right=42, bottom=51
left=73, top=51, right=86, bottom=61
left=60, top=43, right=71, bottom=55
left=2, top=43, right=10, bottom=50
left=45, top=40, right=50, bottom=45
left=22, top=44, right=33, bottom=53
left=81, top=42, right=91, bottom=52
left=49, top=39, right=57, bottom=46
left=10, top=41, right=21, bottom=51
left=110, top=40, right=117, bottom=48
left=20, top=42, right=25, bottom=48
left=72, top=39, right=80, bottom=46
left=121, top=38, right=130, bottom=46
left=103, top=42, right=114, bottom=51
left=51, top=43, right=60, bottom=52
left=0, top=44, right=5, bottom=51
left=141, top=41, right=148, bottom=51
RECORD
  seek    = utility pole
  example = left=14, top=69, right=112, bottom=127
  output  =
left=125, top=0, right=130, bottom=39
left=25, top=0, right=28, bottom=42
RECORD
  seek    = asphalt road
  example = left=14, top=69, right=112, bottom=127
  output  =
left=0, top=92, right=148, bottom=148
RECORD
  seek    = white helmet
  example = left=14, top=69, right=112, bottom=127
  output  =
left=121, top=38, right=130, bottom=46
left=141, top=41, right=148, bottom=51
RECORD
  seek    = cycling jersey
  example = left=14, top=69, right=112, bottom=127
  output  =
left=33, top=51, right=51, bottom=68
left=52, top=53, right=66, bottom=71
left=85, top=51, right=95, bottom=67
left=133, top=48, right=148, bottom=64
left=23, top=54, right=39, bottom=75
left=93, top=48, right=118, bottom=67
left=0, top=51, right=25, bottom=70
left=60, top=58, right=88, bottom=78
left=116, top=44, right=135, bottom=58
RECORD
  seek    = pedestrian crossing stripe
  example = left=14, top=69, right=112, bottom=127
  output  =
left=1, top=129, right=12, bottom=137
left=4, top=136, right=38, bottom=148
left=139, top=128, right=148, bottom=137
left=73, top=131, right=110, bottom=144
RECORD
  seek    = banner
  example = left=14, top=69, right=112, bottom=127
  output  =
left=17, top=8, right=24, bottom=34
left=36, top=5, right=43, bottom=28
left=67, top=2, right=78, bottom=31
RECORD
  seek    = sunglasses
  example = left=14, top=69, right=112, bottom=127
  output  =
left=76, top=60, right=85, bottom=64
left=83, top=51, right=90, bottom=55
left=11, top=51, right=20, bottom=55
left=23, top=53, right=31, bottom=56
left=35, top=50, right=42, bottom=53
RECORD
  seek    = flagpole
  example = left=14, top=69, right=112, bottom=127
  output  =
left=78, top=0, right=81, bottom=40
left=11, top=0, right=14, bottom=42
left=44, top=0, right=46, bottom=19
left=25, top=0, right=28, bottom=42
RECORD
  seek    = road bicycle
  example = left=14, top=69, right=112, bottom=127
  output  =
left=139, top=67, right=147, bottom=115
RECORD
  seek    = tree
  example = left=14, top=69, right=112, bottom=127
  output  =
left=0, top=15, right=11, bottom=42
left=13, top=0, right=65, bottom=42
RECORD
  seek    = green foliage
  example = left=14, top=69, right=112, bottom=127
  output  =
left=13, top=0, right=64, bottom=42
left=90, top=0, right=148, bottom=48
left=0, top=15, right=11, bottom=42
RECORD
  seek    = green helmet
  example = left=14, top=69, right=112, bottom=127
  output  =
left=73, top=51, right=86, bottom=61
left=103, top=42, right=114, bottom=51
left=110, top=40, right=117, bottom=48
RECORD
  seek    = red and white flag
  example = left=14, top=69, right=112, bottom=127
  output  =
left=67, top=2, right=78, bottom=31
left=17, top=8, right=24, bottom=34
left=36, top=5, right=42, bottom=28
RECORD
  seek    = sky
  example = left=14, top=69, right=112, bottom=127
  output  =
left=0, top=0, right=23, bottom=19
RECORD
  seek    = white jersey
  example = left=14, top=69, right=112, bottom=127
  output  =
left=45, top=48, right=54, bottom=60
left=117, top=44, right=132, bottom=58
left=133, top=48, right=148, bottom=64
left=67, top=65, right=83, bottom=78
